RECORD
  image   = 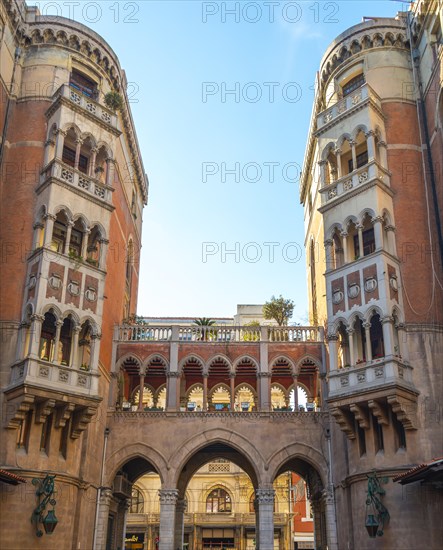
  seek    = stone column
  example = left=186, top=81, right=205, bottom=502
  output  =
left=98, top=238, right=109, bottom=269
left=71, top=324, right=81, bottom=368
left=385, top=225, right=397, bottom=256
left=32, top=222, right=44, bottom=250
left=350, top=139, right=357, bottom=171
left=318, top=160, right=327, bottom=185
left=89, top=147, right=98, bottom=177
left=166, top=372, right=180, bottom=411
left=138, top=374, right=145, bottom=410
left=81, top=229, right=90, bottom=259
left=203, top=374, right=208, bottom=411
left=324, top=239, right=333, bottom=271
left=378, top=140, right=388, bottom=168
left=327, top=335, right=339, bottom=371
left=347, top=329, right=355, bottom=366
left=366, top=130, right=376, bottom=160
left=174, top=499, right=187, bottom=549
left=54, top=129, right=66, bottom=159
left=106, top=157, right=115, bottom=187
left=381, top=316, right=394, bottom=356
left=323, top=489, right=339, bottom=550
left=356, top=224, right=364, bottom=258
left=74, top=138, right=83, bottom=170
left=256, top=488, right=275, bottom=550
left=335, top=148, right=342, bottom=179
left=364, top=323, right=372, bottom=362
left=372, top=216, right=384, bottom=250
left=121, top=499, right=131, bottom=550
left=292, top=375, right=298, bottom=409
left=341, top=231, right=348, bottom=263
left=258, top=372, right=271, bottom=412
left=158, top=489, right=178, bottom=550
left=396, top=323, right=409, bottom=361
left=43, top=138, right=55, bottom=166
left=29, top=314, right=44, bottom=358
left=90, top=334, right=101, bottom=372
left=64, top=221, right=74, bottom=255
left=43, top=214, right=56, bottom=248
left=230, top=373, right=235, bottom=411
left=53, top=319, right=63, bottom=364
left=94, top=488, right=113, bottom=550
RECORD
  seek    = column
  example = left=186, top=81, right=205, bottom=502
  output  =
left=318, top=160, right=327, bottom=185
left=378, top=140, right=388, bottom=168
left=340, top=232, right=348, bottom=264
left=81, top=229, right=90, bottom=259
left=203, top=374, right=208, bottom=411
left=94, top=488, right=113, bottom=550
left=385, top=225, right=397, bottom=256
left=15, top=322, right=29, bottom=361
left=70, top=324, right=81, bottom=368
left=347, top=329, right=355, bottom=366
left=64, top=221, right=74, bottom=255
left=258, top=372, right=271, bottom=412
left=292, top=375, right=299, bottom=409
left=323, top=489, right=339, bottom=550
left=54, top=129, right=66, bottom=159
left=43, top=138, right=55, bottom=166
left=138, top=373, right=145, bottom=411
left=166, top=372, right=179, bottom=411
left=158, top=489, right=178, bottom=550
left=43, top=214, right=56, bottom=248
left=106, top=157, right=115, bottom=187
left=335, top=148, right=342, bottom=179
left=90, top=333, right=101, bottom=372
left=381, top=316, right=394, bottom=356
left=174, top=499, right=187, bottom=549
left=230, top=373, right=235, bottom=411
left=74, top=138, right=82, bottom=170
left=350, top=140, right=357, bottom=171
left=372, top=216, right=384, bottom=250
left=364, top=323, right=372, bottom=362
left=89, top=147, right=98, bottom=177
left=256, top=488, right=275, bottom=550
left=121, top=499, right=131, bottom=550
left=324, top=239, right=333, bottom=271
left=29, top=315, right=44, bottom=358
left=254, top=497, right=260, bottom=550
left=327, top=335, right=339, bottom=371
left=98, top=238, right=109, bottom=270
left=365, top=130, right=376, bottom=160
left=32, top=222, right=44, bottom=250
left=356, top=224, right=364, bottom=258
left=396, top=323, right=409, bottom=361
left=53, top=320, right=63, bottom=364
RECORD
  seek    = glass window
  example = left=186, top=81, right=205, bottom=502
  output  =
left=70, top=69, right=97, bottom=98
left=129, top=487, right=144, bottom=513
left=353, top=228, right=375, bottom=258
left=342, top=73, right=365, bottom=96
left=206, top=488, right=231, bottom=513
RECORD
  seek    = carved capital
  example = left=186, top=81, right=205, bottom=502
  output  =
left=371, top=215, right=384, bottom=225
left=31, top=314, right=45, bottom=324
left=381, top=316, right=394, bottom=325
left=257, top=372, right=271, bottom=379
left=255, top=489, right=275, bottom=504
left=158, top=489, right=179, bottom=505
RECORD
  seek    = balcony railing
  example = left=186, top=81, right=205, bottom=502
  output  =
left=115, top=325, right=322, bottom=343
left=328, top=356, right=414, bottom=398
left=126, top=512, right=288, bottom=526
left=319, top=160, right=390, bottom=206
left=8, top=357, right=100, bottom=396
left=41, top=158, right=112, bottom=204
left=53, top=84, right=119, bottom=131
left=316, top=83, right=382, bottom=131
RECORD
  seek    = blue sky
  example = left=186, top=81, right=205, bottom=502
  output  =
left=35, top=1, right=406, bottom=322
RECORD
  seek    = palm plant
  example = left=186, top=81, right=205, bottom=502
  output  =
left=193, top=317, right=217, bottom=341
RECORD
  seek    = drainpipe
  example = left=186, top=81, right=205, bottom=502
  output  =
left=93, top=427, right=110, bottom=550
left=0, top=47, right=21, bottom=169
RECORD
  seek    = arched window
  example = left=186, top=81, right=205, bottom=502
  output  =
left=39, top=312, right=57, bottom=361
left=129, top=486, right=144, bottom=513
left=59, top=317, right=73, bottom=365
left=206, top=488, right=232, bottom=513
left=369, top=313, right=384, bottom=359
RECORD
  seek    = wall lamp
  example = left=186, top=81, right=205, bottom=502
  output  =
left=365, top=471, right=390, bottom=538
left=31, top=474, right=58, bottom=537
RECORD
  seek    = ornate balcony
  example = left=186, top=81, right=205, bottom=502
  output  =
left=48, top=84, right=120, bottom=135
left=39, top=158, right=114, bottom=207
left=316, top=83, right=383, bottom=133
left=319, top=160, right=391, bottom=208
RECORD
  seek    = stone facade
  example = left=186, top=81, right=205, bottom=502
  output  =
left=301, top=2, right=443, bottom=549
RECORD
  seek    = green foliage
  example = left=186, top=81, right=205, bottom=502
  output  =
left=104, top=91, right=124, bottom=112
left=263, top=295, right=295, bottom=326
left=193, top=318, right=217, bottom=341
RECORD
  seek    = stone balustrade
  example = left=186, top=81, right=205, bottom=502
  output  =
left=316, top=83, right=382, bottom=131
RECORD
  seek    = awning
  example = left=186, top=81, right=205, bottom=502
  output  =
left=393, top=457, right=443, bottom=485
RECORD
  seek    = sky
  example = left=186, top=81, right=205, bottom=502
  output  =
left=33, top=0, right=407, bottom=322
